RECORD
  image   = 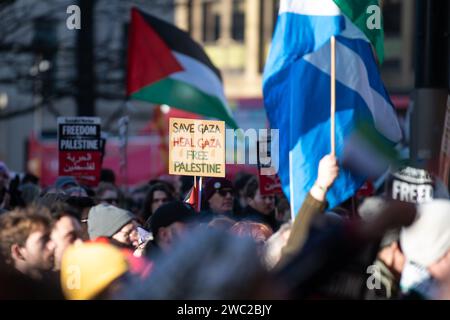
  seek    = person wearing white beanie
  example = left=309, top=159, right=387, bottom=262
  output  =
left=400, top=199, right=450, bottom=298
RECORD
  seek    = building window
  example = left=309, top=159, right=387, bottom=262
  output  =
left=232, top=0, right=245, bottom=41
left=383, top=0, right=402, bottom=37
left=202, top=0, right=221, bottom=43
left=382, top=0, right=402, bottom=70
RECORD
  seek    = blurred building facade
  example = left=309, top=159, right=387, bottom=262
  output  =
left=0, top=0, right=416, bottom=175
left=174, top=0, right=415, bottom=98
left=0, top=0, right=174, bottom=173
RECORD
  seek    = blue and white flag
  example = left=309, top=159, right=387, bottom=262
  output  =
left=263, top=0, right=402, bottom=217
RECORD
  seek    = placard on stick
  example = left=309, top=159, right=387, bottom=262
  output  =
left=169, top=118, right=225, bottom=177
left=58, top=117, right=102, bottom=186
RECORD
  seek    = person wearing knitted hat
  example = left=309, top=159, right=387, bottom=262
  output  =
left=60, top=242, right=130, bottom=299
left=200, top=177, right=235, bottom=223
left=400, top=200, right=450, bottom=299
left=87, top=204, right=140, bottom=249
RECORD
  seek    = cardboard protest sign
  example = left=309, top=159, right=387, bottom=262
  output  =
left=58, top=117, right=102, bottom=186
left=169, top=118, right=225, bottom=177
left=385, top=166, right=434, bottom=204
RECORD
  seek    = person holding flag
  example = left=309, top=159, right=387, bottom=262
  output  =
left=263, top=0, right=402, bottom=216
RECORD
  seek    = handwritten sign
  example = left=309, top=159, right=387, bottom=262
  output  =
left=58, top=117, right=102, bottom=186
left=169, top=118, right=225, bottom=177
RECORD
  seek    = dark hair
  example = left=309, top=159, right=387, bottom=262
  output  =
left=21, top=173, right=39, bottom=185
left=234, top=172, right=255, bottom=192
left=37, top=192, right=70, bottom=210
left=141, top=183, right=174, bottom=221
left=65, top=196, right=95, bottom=211
left=100, top=169, right=116, bottom=185
left=95, top=182, right=119, bottom=201
left=244, top=176, right=259, bottom=199
left=148, top=179, right=176, bottom=195
left=48, top=202, right=81, bottom=221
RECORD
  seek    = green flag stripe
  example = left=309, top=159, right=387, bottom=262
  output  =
left=131, top=77, right=238, bottom=129
left=333, top=0, right=384, bottom=63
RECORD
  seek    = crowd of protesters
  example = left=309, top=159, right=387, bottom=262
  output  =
left=1, top=157, right=450, bottom=300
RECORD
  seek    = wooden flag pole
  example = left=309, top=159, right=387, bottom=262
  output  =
left=194, top=176, right=197, bottom=189
left=331, top=36, right=336, bottom=156
left=197, top=176, right=202, bottom=212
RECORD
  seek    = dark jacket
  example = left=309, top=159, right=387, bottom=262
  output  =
left=240, top=205, right=280, bottom=232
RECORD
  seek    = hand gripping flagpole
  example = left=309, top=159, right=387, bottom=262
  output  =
left=331, top=36, right=336, bottom=156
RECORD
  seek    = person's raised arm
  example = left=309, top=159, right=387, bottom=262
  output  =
left=310, top=154, right=339, bottom=202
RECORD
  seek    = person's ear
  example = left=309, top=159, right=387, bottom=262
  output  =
left=158, top=227, right=170, bottom=243
left=11, top=244, right=25, bottom=262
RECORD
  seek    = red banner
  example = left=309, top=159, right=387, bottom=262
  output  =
left=58, top=117, right=102, bottom=187
left=259, top=173, right=283, bottom=196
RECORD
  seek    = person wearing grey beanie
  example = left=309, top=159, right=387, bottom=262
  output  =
left=88, top=204, right=139, bottom=249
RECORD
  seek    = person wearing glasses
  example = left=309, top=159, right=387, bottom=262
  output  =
left=200, top=178, right=236, bottom=223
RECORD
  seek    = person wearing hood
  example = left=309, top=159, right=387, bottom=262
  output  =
left=399, top=199, right=450, bottom=299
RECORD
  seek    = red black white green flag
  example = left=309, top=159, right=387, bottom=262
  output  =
left=127, top=7, right=238, bottom=129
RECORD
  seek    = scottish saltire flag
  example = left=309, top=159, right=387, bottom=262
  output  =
left=263, top=0, right=402, bottom=217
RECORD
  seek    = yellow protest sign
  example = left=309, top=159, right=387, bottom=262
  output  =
left=169, top=118, right=225, bottom=177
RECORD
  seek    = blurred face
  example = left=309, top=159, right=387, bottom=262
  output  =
left=157, top=222, right=188, bottom=252
left=112, top=220, right=139, bottom=248
left=14, top=227, right=55, bottom=278
left=51, top=215, right=83, bottom=270
left=248, top=191, right=275, bottom=215
left=99, top=190, right=119, bottom=206
left=208, top=188, right=234, bottom=215
left=151, top=190, right=170, bottom=214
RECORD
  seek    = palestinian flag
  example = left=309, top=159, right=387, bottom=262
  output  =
left=333, top=0, right=385, bottom=63
left=184, top=177, right=202, bottom=212
left=127, top=8, right=238, bottom=129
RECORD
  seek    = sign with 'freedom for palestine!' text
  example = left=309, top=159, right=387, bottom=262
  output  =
left=169, top=118, right=225, bottom=177
left=58, top=117, right=102, bottom=186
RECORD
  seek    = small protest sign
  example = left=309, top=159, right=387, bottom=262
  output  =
left=257, top=131, right=282, bottom=195
left=385, top=166, right=435, bottom=204
left=58, top=117, right=102, bottom=186
left=169, top=118, right=225, bottom=177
